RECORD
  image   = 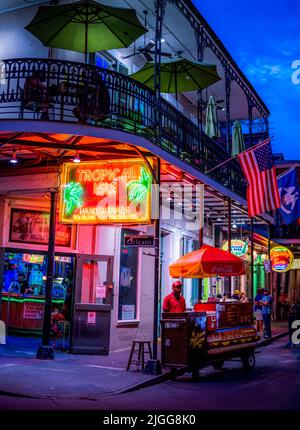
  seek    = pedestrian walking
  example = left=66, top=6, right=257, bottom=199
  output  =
left=260, top=288, right=273, bottom=339
left=254, top=288, right=264, bottom=335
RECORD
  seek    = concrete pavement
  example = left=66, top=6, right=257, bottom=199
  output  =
left=0, top=320, right=288, bottom=402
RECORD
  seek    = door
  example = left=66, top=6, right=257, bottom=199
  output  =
left=71, top=254, right=114, bottom=355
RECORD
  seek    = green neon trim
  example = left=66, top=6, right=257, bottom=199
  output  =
left=127, top=167, right=151, bottom=203
left=2, top=296, right=64, bottom=304
left=64, top=182, right=84, bottom=216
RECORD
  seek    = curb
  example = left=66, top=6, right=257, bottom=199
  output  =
left=257, top=331, right=288, bottom=348
left=112, top=371, right=171, bottom=395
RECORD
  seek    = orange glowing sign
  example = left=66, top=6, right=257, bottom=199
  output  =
left=270, top=246, right=294, bottom=272
left=59, top=159, right=152, bottom=224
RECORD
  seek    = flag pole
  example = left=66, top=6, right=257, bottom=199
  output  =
left=205, top=137, right=272, bottom=175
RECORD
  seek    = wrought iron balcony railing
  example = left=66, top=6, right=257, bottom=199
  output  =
left=0, top=58, right=246, bottom=197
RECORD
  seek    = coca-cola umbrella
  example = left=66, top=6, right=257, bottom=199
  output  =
left=169, top=244, right=245, bottom=278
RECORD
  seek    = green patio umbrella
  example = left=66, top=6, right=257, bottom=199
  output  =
left=25, top=0, right=147, bottom=62
left=204, top=95, right=220, bottom=138
left=231, top=120, right=245, bottom=156
left=130, top=57, right=221, bottom=97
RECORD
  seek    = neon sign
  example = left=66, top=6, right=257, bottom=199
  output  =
left=270, top=246, right=294, bottom=272
left=222, top=240, right=249, bottom=258
left=59, top=159, right=152, bottom=224
left=22, top=254, right=45, bottom=264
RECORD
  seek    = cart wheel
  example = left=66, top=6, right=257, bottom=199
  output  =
left=170, top=367, right=178, bottom=381
left=241, top=353, right=255, bottom=370
left=212, top=360, right=225, bottom=370
left=192, top=368, right=200, bottom=381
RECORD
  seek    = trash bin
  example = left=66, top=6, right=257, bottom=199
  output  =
left=160, top=312, right=206, bottom=368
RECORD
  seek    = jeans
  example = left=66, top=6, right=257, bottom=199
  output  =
left=263, top=313, right=272, bottom=338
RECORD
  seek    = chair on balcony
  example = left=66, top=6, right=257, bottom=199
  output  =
left=18, top=75, right=55, bottom=120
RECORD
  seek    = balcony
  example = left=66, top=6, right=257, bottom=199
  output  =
left=0, top=58, right=246, bottom=197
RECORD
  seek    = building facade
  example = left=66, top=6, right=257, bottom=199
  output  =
left=0, top=0, right=274, bottom=353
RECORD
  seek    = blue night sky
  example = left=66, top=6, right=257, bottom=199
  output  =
left=193, top=0, right=300, bottom=160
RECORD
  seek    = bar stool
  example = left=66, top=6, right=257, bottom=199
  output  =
left=126, top=340, right=153, bottom=372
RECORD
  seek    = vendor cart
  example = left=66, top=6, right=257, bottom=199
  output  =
left=163, top=245, right=260, bottom=380
left=161, top=302, right=259, bottom=380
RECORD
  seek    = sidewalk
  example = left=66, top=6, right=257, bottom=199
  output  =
left=0, top=336, right=166, bottom=400
left=0, top=320, right=288, bottom=401
left=257, top=320, right=288, bottom=347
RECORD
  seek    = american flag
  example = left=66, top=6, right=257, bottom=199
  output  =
left=237, top=139, right=280, bottom=217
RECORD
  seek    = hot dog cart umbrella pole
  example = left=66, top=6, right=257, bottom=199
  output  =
left=162, top=245, right=260, bottom=380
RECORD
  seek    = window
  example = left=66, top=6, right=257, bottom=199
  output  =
left=118, top=229, right=139, bottom=320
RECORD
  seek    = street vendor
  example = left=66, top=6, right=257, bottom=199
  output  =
left=163, top=280, right=186, bottom=313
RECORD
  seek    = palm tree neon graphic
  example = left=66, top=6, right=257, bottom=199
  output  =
left=64, top=182, right=84, bottom=216
left=126, top=167, right=151, bottom=203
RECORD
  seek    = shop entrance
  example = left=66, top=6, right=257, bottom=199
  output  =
left=71, top=254, right=114, bottom=355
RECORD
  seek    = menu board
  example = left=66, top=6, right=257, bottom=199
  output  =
left=216, top=303, right=252, bottom=328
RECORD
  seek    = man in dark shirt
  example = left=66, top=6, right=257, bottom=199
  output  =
left=163, top=281, right=186, bottom=313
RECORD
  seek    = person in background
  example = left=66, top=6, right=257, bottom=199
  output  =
left=23, top=71, right=51, bottom=120
left=254, top=288, right=264, bottom=335
left=163, top=281, right=186, bottom=313
left=4, top=262, right=18, bottom=292
left=278, top=290, right=289, bottom=320
left=62, top=286, right=73, bottom=322
left=18, top=273, right=29, bottom=294
left=240, top=292, right=249, bottom=303
left=260, top=288, right=273, bottom=339
left=232, top=290, right=241, bottom=301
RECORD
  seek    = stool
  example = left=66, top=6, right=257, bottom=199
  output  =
left=126, top=340, right=153, bottom=372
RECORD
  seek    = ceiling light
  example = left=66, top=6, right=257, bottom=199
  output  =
left=232, top=223, right=238, bottom=229
left=10, top=149, right=18, bottom=164
left=217, top=217, right=222, bottom=222
left=73, top=151, right=81, bottom=163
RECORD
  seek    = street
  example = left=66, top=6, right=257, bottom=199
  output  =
left=0, top=336, right=299, bottom=411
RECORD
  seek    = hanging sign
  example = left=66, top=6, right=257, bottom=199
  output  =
left=124, top=235, right=155, bottom=247
left=270, top=246, right=294, bottom=272
left=59, top=159, right=152, bottom=224
left=264, top=260, right=271, bottom=273
left=222, top=239, right=249, bottom=258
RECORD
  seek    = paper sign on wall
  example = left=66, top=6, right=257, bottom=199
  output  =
left=121, top=305, right=135, bottom=320
left=87, top=312, right=96, bottom=325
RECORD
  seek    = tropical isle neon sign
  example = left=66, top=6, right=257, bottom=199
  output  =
left=59, top=159, right=152, bottom=224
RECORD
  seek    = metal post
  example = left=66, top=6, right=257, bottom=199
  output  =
left=264, top=115, right=270, bottom=138
left=268, top=222, right=271, bottom=292
left=43, top=189, right=58, bottom=345
left=225, top=67, right=232, bottom=155
left=37, top=189, right=58, bottom=359
left=195, top=24, right=205, bottom=158
left=153, top=0, right=166, bottom=129
left=251, top=217, right=254, bottom=300
left=248, top=97, right=253, bottom=147
left=153, top=158, right=161, bottom=360
left=227, top=198, right=232, bottom=295
left=198, top=184, right=204, bottom=300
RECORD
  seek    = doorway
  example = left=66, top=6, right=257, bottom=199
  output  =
left=71, top=254, right=114, bottom=355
